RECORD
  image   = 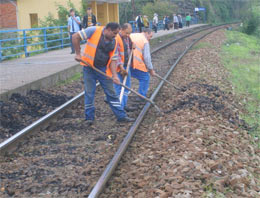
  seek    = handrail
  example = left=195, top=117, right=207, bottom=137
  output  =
left=0, top=26, right=70, bottom=61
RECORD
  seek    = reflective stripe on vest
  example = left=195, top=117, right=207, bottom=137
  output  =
left=130, top=33, right=148, bottom=72
left=81, top=26, right=117, bottom=77
left=116, top=34, right=125, bottom=64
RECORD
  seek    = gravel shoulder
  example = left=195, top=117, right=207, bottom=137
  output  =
left=101, top=29, right=260, bottom=198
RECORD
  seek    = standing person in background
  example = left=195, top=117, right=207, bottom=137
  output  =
left=135, top=14, right=143, bottom=32
left=143, top=15, right=149, bottom=28
left=173, top=14, right=179, bottom=29
left=178, top=14, right=183, bottom=28
left=186, top=13, right=191, bottom=27
left=83, top=7, right=96, bottom=29
left=68, top=9, right=81, bottom=54
left=130, top=28, right=156, bottom=101
left=152, top=13, right=158, bottom=33
left=163, top=16, right=169, bottom=30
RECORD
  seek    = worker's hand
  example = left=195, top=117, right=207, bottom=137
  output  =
left=75, top=54, right=82, bottom=62
left=112, top=75, right=120, bottom=85
left=119, top=65, right=128, bottom=76
left=149, top=69, right=156, bottom=76
left=132, top=43, right=136, bottom=50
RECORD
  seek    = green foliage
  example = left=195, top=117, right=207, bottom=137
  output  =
left=142, top=0, right=177, bottom=20
left=242, top=2, right=260, bottom=36
left=222, top=30, right=260, bottom=146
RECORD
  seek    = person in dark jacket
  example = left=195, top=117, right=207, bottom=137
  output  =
left=83, top=7, right=96, bottom=29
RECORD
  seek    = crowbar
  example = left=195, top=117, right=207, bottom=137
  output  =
left=119, top=49, right=133, bottom=103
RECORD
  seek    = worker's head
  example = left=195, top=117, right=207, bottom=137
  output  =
left=70, top=9, right=75, bottom=17
left=143, top=28, right=153, bottom=41
left=104, top=22, right=120, bottom=41
left=120, top=23, right=132, bottom=39
left=87, top=7, right=92, bottom=15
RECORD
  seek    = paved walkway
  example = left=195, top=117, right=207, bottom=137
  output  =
left=0, top=24, right=206, bottom=97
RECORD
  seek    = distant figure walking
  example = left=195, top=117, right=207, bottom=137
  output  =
left=186, top=13, right=191, bottom=27
left=173, top=14, right=179, bottom=29
left=153, top=13, right=158, bottom=33
left=143, top=15, right=149, bottom=28
left=163, top=16, right=169, bottom=30
left=178, top=14, right=183, bottom=28
left=68, top=9, right=81, bottom=54
left=136, top=14, right=144, bottom=32
left=83, top=7, right=96, bottom=29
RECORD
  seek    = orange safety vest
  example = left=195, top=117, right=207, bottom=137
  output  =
left=81, top=26, right=117, bottom=77
left=116, top=34, right=125, bottom=64
left=130, top=33, right=148, bottom=72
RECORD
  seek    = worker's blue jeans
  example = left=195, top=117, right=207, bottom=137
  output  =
left=114, top=68, right=131, bottom=108
left=130, top=67, right=150, bottom=97
left=83, top=66, right=126, bottom=120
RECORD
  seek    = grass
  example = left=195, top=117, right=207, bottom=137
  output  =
left=221, top=30, right=260, bottom=146
left=56, top=72, right=82, bottom=86
left=192, top=42, right=215, bottom=50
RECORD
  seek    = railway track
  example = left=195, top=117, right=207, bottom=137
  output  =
left=0, top=24, right=234, bottom=197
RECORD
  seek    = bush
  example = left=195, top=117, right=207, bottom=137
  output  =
left=242, top=5, right=260, bottom=36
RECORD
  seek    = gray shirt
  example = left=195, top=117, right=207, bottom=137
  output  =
left=143, top=43, right=153, bottom=70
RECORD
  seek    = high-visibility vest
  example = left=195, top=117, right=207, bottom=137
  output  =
left=130, top=33, right=148, bottom=72
left=116, top=34, right=125, bottom=64
left=81, top=26, right=117, bottom=77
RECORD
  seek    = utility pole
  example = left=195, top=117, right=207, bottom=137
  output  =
left=131, top=0, right=136, bottom=20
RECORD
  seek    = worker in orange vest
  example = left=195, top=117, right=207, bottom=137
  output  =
left=72, top=22, right=135, bottom=124
left=130, top=28, right=156, bottom=101
left=114, top=23, right=137, bottom=112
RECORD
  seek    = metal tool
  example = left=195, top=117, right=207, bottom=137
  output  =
left=80, top=59, right=161, bottom=112
left=154, top=72, right=182, bottom=90
left=119, top=49, right=133, bottom=103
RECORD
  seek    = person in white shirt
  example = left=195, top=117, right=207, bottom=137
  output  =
left=173, top=14, right=179, bottom=29
left=68, top=9, right=81, bottom=54
left=153, top=13, right=158, bottom=33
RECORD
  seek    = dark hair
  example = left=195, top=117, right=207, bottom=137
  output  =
left=121, top=23, right=131, bottom=30
left=70, top=9, right=74, bottom=13
left=143, top=28, right=152, bottom=34
left=105, top=22, right=120, bottom=31
left=87, top=7, right=92, bottom=10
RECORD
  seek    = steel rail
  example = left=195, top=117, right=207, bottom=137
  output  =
left=0, top=24, right=222, bottom=154
left=88, top=25, right=229, bottom=198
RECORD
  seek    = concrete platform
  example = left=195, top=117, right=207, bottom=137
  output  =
left=0, top=24, right=206, bottom=101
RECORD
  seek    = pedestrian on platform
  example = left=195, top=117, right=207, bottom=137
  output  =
left=83, top=7, right=97, bottom=29
left=72, top=22, right=135, bottom=124
left=173, top=14, right=179, bottom=29
left=178, top=14, right=183, bottom=28
left=135, top=14, right=143, bottom=32
left=186, top=13, right=191, bottom=27
left=143, top=15, right=149, bottom=28
left=163, top=16, right=169, bottom=30
left=68, top=9, right=81, bottom=54
left=114, top=23, right=137, bottom=112
left=152, top=13, right=158, bottom=33
left=130, top=28, right=156, bottom=101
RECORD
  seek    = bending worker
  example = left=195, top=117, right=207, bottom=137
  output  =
left=130, top=28, right=156, bottom=101
left=114, top=23, right=137, bottom=112
left=72, top=22, right=134, bottom=124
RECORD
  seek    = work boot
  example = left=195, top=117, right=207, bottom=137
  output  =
left=124, top=106, right=139, bottom=112
left=117, top=116, right=135, bottom=123
left=132, top=96, right=146, bottom=104
left=85, top=119, right=94, bottom=126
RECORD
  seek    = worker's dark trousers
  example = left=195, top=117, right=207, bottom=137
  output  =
left=83, top=66, right=126, bottom=121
